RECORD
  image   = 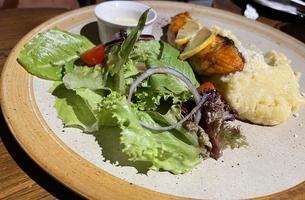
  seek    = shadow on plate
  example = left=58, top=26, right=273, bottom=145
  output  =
left=93, top=127, right=152, bottom=174
left=80, top=21, right=101, bottom=45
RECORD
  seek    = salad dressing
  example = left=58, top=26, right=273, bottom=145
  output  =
left=111, top=18, right=138, bottom=26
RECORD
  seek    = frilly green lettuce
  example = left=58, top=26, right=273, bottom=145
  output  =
left=99, top=92, right=202, bottom=174
left=52, top=83, right=202, bottom=174
left=63, top=66, right=107, bottom=90
left=51, top=84, right=98, bottom=132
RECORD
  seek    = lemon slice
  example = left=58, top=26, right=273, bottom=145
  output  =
left=175, top=20, right=202, bottom=46
left=179, top=27, right=216, bottom=60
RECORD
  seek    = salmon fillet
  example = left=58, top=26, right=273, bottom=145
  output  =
left=167, top=12, right=245, bottom=76
left=189, top=36, right=245, bottom=76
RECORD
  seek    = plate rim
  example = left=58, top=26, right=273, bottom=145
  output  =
left=1, top=1, right=305, bottom=199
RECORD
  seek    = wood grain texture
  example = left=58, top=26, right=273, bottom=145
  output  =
left=0, top=1, right=305, bottom=200
left=0, top=8, right=82, bottom=200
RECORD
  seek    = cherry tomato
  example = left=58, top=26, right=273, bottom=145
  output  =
left=197, top=82, right=215, bottom=93
left=80, top=44, right=105, bottom=66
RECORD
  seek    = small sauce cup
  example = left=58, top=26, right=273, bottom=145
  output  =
left=95, top=1, right=157, bottom=43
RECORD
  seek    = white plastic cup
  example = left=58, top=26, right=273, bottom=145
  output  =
left=95, top=1, right=157, bottom=43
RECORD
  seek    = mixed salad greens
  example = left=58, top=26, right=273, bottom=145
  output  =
left=18, top=10, right=246, bottom=174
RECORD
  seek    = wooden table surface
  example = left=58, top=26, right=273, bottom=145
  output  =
left=0, top=1, right=304, bottom=199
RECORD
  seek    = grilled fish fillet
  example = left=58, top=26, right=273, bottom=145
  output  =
left=167, top=12, right=245, bottom=75
left=189, top=35, right=244, bottom=76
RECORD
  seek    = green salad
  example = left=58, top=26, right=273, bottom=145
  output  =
left=18, top=10, right=246, bottom=174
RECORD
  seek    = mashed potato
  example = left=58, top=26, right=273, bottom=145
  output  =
left=210, top=27, right=305, bottom=125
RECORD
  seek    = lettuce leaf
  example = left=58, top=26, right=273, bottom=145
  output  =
left=146, top=106, right=212, bottom=158
left=129, top=40, right=161, bottom=63
left=98, top=92, right=202, bottom=174
left=18, top=28, right=94, bottom=80
left=145, top=106, right=199, bottom=146
left=63, top=65, right=107, bottom=90
left=129, top=40, right=200, bottom=110
left=149, top=41, right=199, bottom=87
left=62, top=65, right=118, bottom=126
left=51, top=83, right=98, bottom=132
left=62, top=61, right=139, bottom=91
left=52, top=87, right=202, bottom=174
left=130, top=40, right=199, bottom=86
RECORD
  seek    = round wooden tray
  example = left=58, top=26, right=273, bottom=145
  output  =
left=1, top=2, right=305, bottom=199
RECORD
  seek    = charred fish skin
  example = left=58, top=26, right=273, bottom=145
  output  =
left=189, top=36, right=245, bottom=76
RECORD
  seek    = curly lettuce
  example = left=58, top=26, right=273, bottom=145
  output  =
left=51, top=83, right=202, bottom=174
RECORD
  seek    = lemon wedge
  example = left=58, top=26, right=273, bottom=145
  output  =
left=179, top=27, right=216, bottom=60
left=175, top=20, right=202, bottom=46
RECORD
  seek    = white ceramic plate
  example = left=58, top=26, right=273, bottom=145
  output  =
left=2, top=2, right=305, bottom=199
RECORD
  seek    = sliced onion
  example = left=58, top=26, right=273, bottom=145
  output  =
left=128, top=67, right=206, bottom=131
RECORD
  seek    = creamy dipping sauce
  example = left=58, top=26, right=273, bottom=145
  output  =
left=111, top=18, right=138, bottom=26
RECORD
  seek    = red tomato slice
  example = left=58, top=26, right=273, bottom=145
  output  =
left=197, top=82, right=215, bottom=93
left=80, top=44, right=105, bottom=66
